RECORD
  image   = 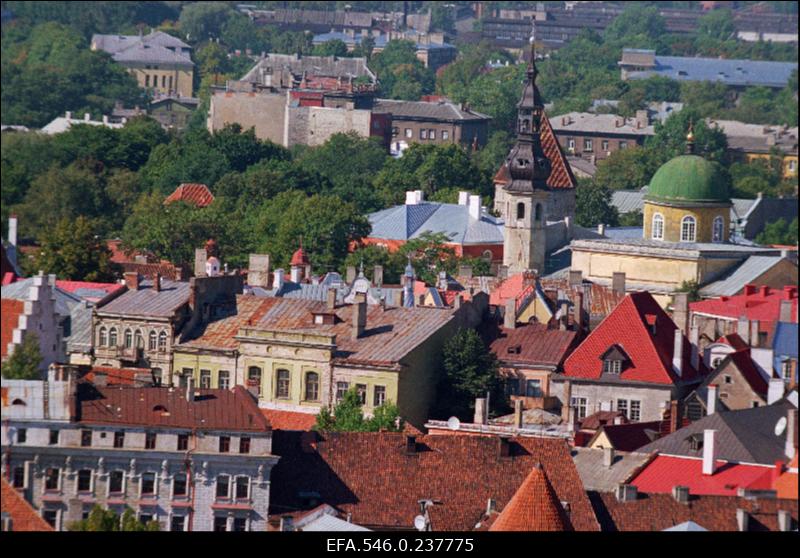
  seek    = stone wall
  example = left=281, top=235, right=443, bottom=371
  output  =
left=550, top=378, right=680, bottom=423
left=208, top=90, right=286, bottom=143
left=285, top=105, right=373, bottom=147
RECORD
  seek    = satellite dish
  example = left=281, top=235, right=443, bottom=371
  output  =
left=447, top=416, right=461, bottom=431
left=413, top=515, right=427, bottom=531
left=775, top=416, right=787, bottom=436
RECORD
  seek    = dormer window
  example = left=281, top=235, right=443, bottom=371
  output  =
left=507, top=345, right=522, bottom=355
left=603, top=359, right=622, bottom=374
left=601, top=345, right=628, bottom=375
left=688, top=434, right=703, bottom=451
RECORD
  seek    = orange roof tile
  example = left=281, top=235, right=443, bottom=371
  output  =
left=489, top=464, right=572, bottom=531
left=164, top=183, right=215, bottom=207
left=1, top=478, right=53, bottom=531
left=1, top=298, right=24, bottom=359
left=261, top=409, right=317, bottom=431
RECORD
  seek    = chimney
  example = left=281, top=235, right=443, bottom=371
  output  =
left=93, top=371, right=108, bottom=387
left=405, top=191, right=419, bottom=205
left=603, top=447, right=615, bottom=469
left=405, top=435, right=416, bottom=454
left=195, top=248, right=208, bottom=277
left=702, top=429, right=717, bottom=476
left=672, top=329, right=684, bottom=378
left=597, top=223, right=606, bottom=236
left=272, top=268, right=285, bottom=290
left=247, top=254, right=270, bottom=288
left=514, top=399, right=524, bottom=429
left=151, top=272, right=161, bottom=292
left=504, top=298, right=516, bottom=329
left=786, top=409, right=797, bottom=460
left=486, top=499, right=496, bottom=516
left=497, top=265, right=509, bottom=280
left=373, top=265, right=383, bottom=287
left=707, top=384, right=718, bottom=415
left=346, top=265, right=356, bottom=284
left=689, top=326, right=699, bottom=370
left=635, top=109, right=649, bottom=129
left=768, top=378, right=785, bottom=405
left=8, top=214, right=17, bottom=250
left=780, top=299, right=794, bottom=323
left=672, top=485, right=690, bottom=504
left=458, top=265, right=473, bottom=279
left=737, top=316, right=750, bottom=345
left=326, top=287, right=337, bottom=311
left=669, top=400, right=679, bottom=433
left=84, top=112, right=91, bottom=121
left=65, top=111, right=72, bottom=120
left=777, top=510, right=793, bottom=532
left=458, top=191, right=470, bottom=205
left=613, top=415, right=624, bottom=425
left=468, top=195, right=481, bottom=220
left=186, top=375, right=195, bottom=403
left=102, top=115, right=109, bottom=125
left=454, top=294, right=463, bottom=309
left=612, top=272, right=626, bottom=296
left=352, top=300, right=367, bottom=340
left=279, top=516, right=294, bottom=532
left=569, top=270, right=582, bottom=287
left=575, top=292, right=585, bottom=330
left=750, top=320, right=761, bottom=347
left=474, top=397, right=487, bottom=425
left=672, top=293, right=689, bottom=335
left=736, top=509, right=749, bottom=532
left=124, top=272, right=140, bottom=290
left=743, top=284, right=756, bottom=296
left=561, top=380, right=572, bottom=423
left=615, top=483, right=638, bottom=502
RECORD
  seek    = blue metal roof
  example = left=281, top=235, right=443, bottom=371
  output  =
left=773, top=322, right=798, bottom=383
left=626, top=55, right=796, bottom=89
left=699, top=255, right=788, bottom=298
left=368, top=202, right=505, bottom=245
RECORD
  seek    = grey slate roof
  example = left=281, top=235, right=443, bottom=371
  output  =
left=699, top=255, right=796, bottom=298
left=571, top=237, right=779, bottom=257
left=368, top=202, right=504, bottom=245
left=65, top=302, right=93, bottom=355
left=1, top=278, right=81, bottom=317
left=637, top=401, right=796, bottom=465
left=241, top=53, right=375, bottom=83
left=92, top=31, right=193, bottom=66
left=300, top=514, right=371, bottom=532
left=96, top=279, right=190, bottom=318
left=571, top=448, right=654, bottom=492
left=373, top=99, right=490, bottom=122
left=551, top=112, right=654, bottom=136
left=247, top=281, right=405, bottom=307
left=611, top=189, right=760, bottom=223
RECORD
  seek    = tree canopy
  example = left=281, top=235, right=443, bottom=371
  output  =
left=1, top=333, right=43, bottom=380
left=315, top=387, right=403, bottom=432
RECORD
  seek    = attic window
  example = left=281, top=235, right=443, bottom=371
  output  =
left=601, top=345, right=628, bottom=375
left=603, top=359, right=622, bottom=374
left=11, top=399, right=26, bottom=406
left=687, top=434, right=703, bottom=451
left=507, top=345, right=522, bottom=355
left=153, top=405, right=170, bottom=416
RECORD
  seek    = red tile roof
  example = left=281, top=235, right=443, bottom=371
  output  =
left=269, top=431, right=599, bottom=531
left=489, top=465, right=572, bottom=531
left=83, top=366, right=153, bottom=386
left=1, top=298, right=24, bottom=359
left=485, top=322, right=577, bottom=368
left=690, top=285, right=798, bottom=338
left=164, top=183, right=215, bottom=207
left=260, top=409, right=318, bottom=431
left=563, top=292, right=703, bottom=385
left=488, top=273, right=527, bottom=306
left=55, top=280, right=124, bottom=303
left=1, top=478, right=53, bottom=531
left=629, top=455, right=775, bottom=496
left=77, top=383, right=271, bottom=432
left=593, top=491, right=798, bottom=531
left=494, top=112, right=577, bottom=190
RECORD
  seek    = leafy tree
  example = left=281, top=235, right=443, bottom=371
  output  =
left=436, top=328, right=503, bottom=420
left=466, top=65, right=526, bottom=133
left=604, top=4, right=667, bottom=44
left=755, top=218, right=799, bottom=246
left=575, top=179, right=620, bottom=228
left=676, top=280, right=701, bottom=303
left=698, top=9, right=735, bottom=41
left=315, top=388, right=403, bottom=432
left=430, top=2, right=455, bottom=33
left=618, top=211, right=644, bottom=227
left=313, top=39, right=349, bottom=58
left=1, top=333, right=42, bottom=380
left=370, top=40, right=434, bottom=100
left=647, top=109, right=729, bottom=165
left=68, top=505, right=159, bottom=531
left=594, top=146, right=658, bottom=191
left=178, top=1, right=233, bottom=43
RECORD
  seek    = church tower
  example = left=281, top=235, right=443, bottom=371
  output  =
left=501, top=37, right=552, bottom=275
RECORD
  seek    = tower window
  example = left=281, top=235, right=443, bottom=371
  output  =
left=652, top=213, right=664, bottom=240
left=534, top=204, right=543, bottom=222
left=516, top=202, right=525, bottom=220
left=681, top=216, right=696, bottom=242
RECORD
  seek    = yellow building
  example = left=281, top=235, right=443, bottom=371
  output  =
left=91, top=31, right=194, bottom=98
left=709, top=119, right=799, bottom=180
left=570, top=136, right=787, bottom=305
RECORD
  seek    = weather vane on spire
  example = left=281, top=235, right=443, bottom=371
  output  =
left=528, top=26, right=538, bottom=83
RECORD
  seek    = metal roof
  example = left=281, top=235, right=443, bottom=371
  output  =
left=96, top=279, right=190, bottom=318
left=65, top=302, right=93, bottom=355
left=699, top=255, right=792, bottom=297
left=1, top=277, right=81, bottom=317
left=300, top=514, right=371, bottom=532
left=373, top=99, right=490, bottom=122
left=368, top=202, right=505, bottom=245
left=571, top=448, right=653, bottom=492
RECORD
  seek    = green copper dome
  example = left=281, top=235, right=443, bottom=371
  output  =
left=646, top=155, right=730, bottom=205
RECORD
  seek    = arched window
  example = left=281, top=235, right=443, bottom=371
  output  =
left=680, top=216, right=696, bottom=243
left=124, top=329, right=133, bottom=349
left=651, top=213, right=664, bottom=240
left=516, top=202, right=525, bottom=220
left=158, top=331, right=167, bottom=351
left=109, top=327, right=118, bottom=347
left=534, top=204, right=543, bottom=222
left=99, top=327, right=107, bottom=347
left=135, top=330, right=144, bottom=349
left=247, top=366, right=262, bottom=396
left=276, top=369, right=290, bottom=399
left=712, top=216, right=725, bottom=243
left=305, top=372, right=319, bottom=401
left=148, top=331, right=157, bottom=351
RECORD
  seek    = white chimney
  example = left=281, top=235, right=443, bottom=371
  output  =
left=603, top=447, right=615, bottom=469
left=737, top=316, right=750, bottom=345
left=8, top=214, right=17, bottom=249
left=458, top=191, right=470, bottom=205
left=290, top=265, right=302, bottom=283
left=786, top=409, right=797, bottom=460
left=736, top=509, right=749, bottom=532
left=405, top=191, right=419, bottom=205
left=468, top=195, right=481, bottom=220
left=672, top=329, right=684, bottom=378
left=84, top=112, right=91, bottom=121
left=702, top=429, right=717, bottom=476
left=707, top=384, right=718, bottom=415
left=474, top=398, right=487, bottom=425
left=415, top=190, right=424, bottom=204
left=597, top=223, right=606, bottom=236
left=273, top=268, right=285, bottom=290
left=65, top=111, right=72, bottom=120
left=102, top=115, right=109, bottom=125
left=768, top=378, right=785, bottom=405
left=777, top=510, right=792, bottom=532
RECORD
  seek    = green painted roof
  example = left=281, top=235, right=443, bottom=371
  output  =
left=646, top=155, right=730, bottom=204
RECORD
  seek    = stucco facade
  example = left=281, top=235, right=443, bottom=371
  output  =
left=643, top=201, right=731, bottom=244
left=128, top=64, right=193, bottom=98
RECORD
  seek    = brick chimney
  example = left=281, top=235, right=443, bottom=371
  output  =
left=689, top=326, right=699, bottom=370
left=326, top=287, right=337, bottom=311
left=504, top=298, right=516, bottom=330
left=352, top=300, right=367, bottom=340
left=575, top=291, right=585, bottom=330
left=474, top=397, right=487, bottom=425
left=194, top=248, right=208, bottom=277
left=124, top=272, right=140, bottom=290
left=669, top=400, right=679, bottom=434
left=612, top=272, right=626, bottom=296
left=702, top=429, right=717, bottom=475
left=561, top=380, right=572, bottom=423
left=153, top=272, right=161, bottom=292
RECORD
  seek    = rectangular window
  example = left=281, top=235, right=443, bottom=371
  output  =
left=12, top=467, right=25, bottom=488
left=617, top=399, right=628, bottom=418
left=630, top=400, right=641, bottom=422
left=374, top=385, right=386, bottom=407
left=177, top=433, right=189, bottom=451
left=276, top=369, right=290, bottom=399
left=216, top=475, right=230, bottom=499
left=49, top=429, right=59, bottom=445
left=391, top=127, right=398, bottom=137
left=109, top=471, right=124, bottom=494
left=505, top=378, right=520, bottom=396
left=218, top=370, right=230, bottom=390
left=77, top=470, right=92, bottom=492
left=567, top=138, right=575, bottom=150
left=43, top=510, right=58, bottom=529
left=420, top=129, right=428, bottom=139
left=429, top=129, right=436, bottom=140
left=45, top=468, right=60, bottom=491
left=570, top=397, right=588, bottom=420
left=601, top=140, right=609, bottom=151
left=356, top=384, right=367, bottom=405
left=141, top=472, right=156, bottom=496
left=172, top=474, right=187, bottom=497
left=336, top=381, right=349, bottom=402
left=219, top=436, right=230, bottom=453
left=239, top=437, right=251, bottom=454
left=405, top=128, right=413, bottom=138
left=139, top=513, right=153, bottom=526
left=200, top=369, right=212, bottom=389
left=113, top=431, right=125, bottom=449
left=603, top=360, right=622, bottom=374
left=145, top=432, right=157, bottom=450
left=525, top=379, right=542, bottom=398
left=232, top=517, right=247, bottom=532
left=442, top=130, right=449, bottom=140
left=619, top=141, right=628, bottom=149
left=81, top=430, right=92, bottom=447
left=214, top=516, right=228, bottom=532
left=170, top=515, right=186, bottom=531
left=145, top=75, right=150, bottom=88
left=584, top=138, right=593, bottom=151
left=16, top=428, right=26, bottom=444
left=235, top=477, right=249, bottom=500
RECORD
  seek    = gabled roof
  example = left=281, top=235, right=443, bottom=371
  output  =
left=562, top=292, right=702, bottom=385
left=96, top=278, right=190, bottom=318
left=1, top=478, right=53, bottom=531
left=637, top=401, right=796, bottom=465
left=372, top=98, right=490, bottom=122
left=489, top=465, right=572, bottom=531
left=485, top=321, right=577, bottom=369
left=55, top=280, right=124, bottom=304
left=367, top=202, right=504, bottom=245
left=690, top=285, right=798, bottom=339
left=1, top=277, right=81, bottom=317
left=720, top=350, right=769, bottom=395
left=699, top=256, right=798, bottom=298
left=571, top=448, right=654, bottom=492
left=591, top=422, right=662, bottom=452
left=164, top=183, right=215, bottom=208
left=269, top=431, right=599, bottom=531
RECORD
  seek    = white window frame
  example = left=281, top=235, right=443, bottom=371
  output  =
left=374, top=385, right=386, bottom=407
left=651, top=213, right=664, bottom=240
left=583, top=138, right=593, bottom=151
left=171, top=473, right=189, bottom=499
left=604, top=359, right=622, bottom=374
left=41, top=509, right=61, bottom=531
left=630, top=400, right=641, bottom=422
left=570, top=397, right=588, bottom=420
left=216, top=474, right=231, bottom=499
left=442, top=130, right=449, bottom=140
left=107, top=470, right=126, bottom=497
left=218, top=370, right=230, bottom=390
left=335, top=381, right=349, bottom=402
left=617, top=399, right=628, bottom=418
left=140, top=472, right=157, bottom=498
left=680, top=215, right=696, bottom=242
left=76, top=469, right=94, bottom=494
left=405, top=128, right=412, bottom=139
left=199, top=369, right=212, bottom=389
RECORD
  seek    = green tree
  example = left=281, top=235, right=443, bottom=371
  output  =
left=465, top=65, right=526, bottom=133
left=1, top=333, right=42, bottom=380
left=370, top=40, right=434, bottom=100
left=68, top=505, right=159, bottom=531
left=314, top=388, right=403, bottom=432
left=604, top=4, right=667, bottom=44
left=575, top=179, right=620, bottom=228
left=618, top=211, right=644, bottom=227
left=312, top=39, right=349, bottom=57
left=698, top=9, right=735, bottom=41
left=436, top=328, right=502, bottom=420
left=755, top=218, right=799, bottom=246
left=178, top=1, right=233, bottom=42
left=594, top=146, right=658, bottom=191
left=28, top=216, right=118, bottom=281
left=676, top=280, right=701, bottom=303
